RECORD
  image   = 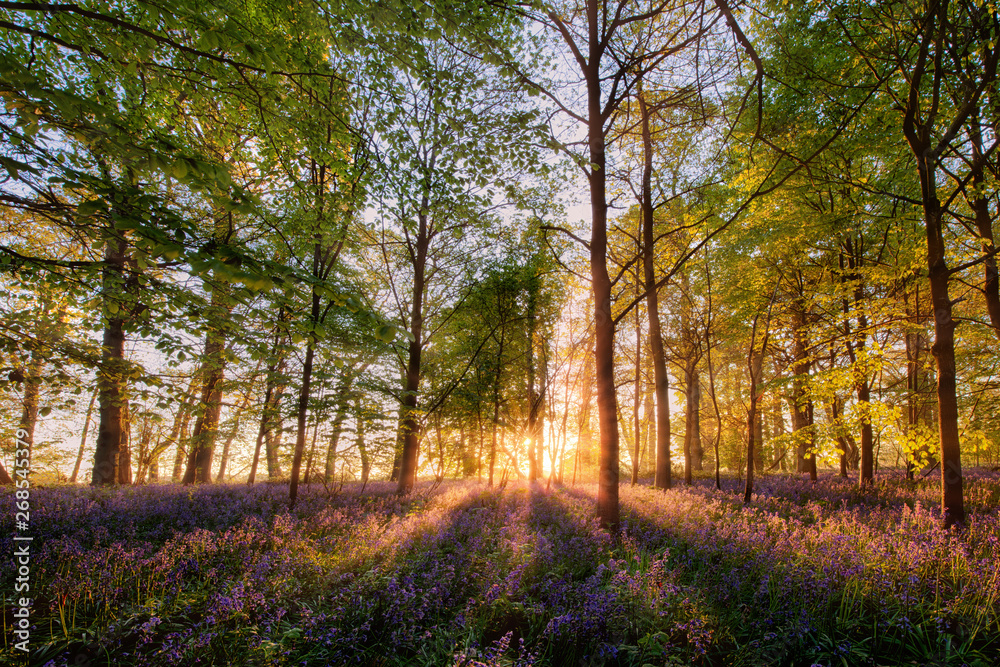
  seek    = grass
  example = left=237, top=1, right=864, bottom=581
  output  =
left=2, top=471, right=998, bottom=666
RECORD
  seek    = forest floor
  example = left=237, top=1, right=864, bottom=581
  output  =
left=2, top=471, right=998, bottom=666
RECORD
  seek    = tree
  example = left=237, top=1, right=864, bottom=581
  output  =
left=520, top=0, right=717, bottom=529
left=836, top=0, right=1000, bottom=526
left=363, top=38, right=543, bottom=494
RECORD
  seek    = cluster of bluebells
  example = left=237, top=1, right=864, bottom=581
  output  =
left=618, top=471, right=1000, bottom=664
left=0, top=471, right=997, bottom=665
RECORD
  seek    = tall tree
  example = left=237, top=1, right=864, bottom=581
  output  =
left=523, top=0, right=716, bottom=529
left=837, top=0, right=1000, bottom=526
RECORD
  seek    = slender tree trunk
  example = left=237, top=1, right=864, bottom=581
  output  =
left=683, top=363, right=701, bottom=485
left=215, top=411, right=243, bottom=483
left=117, top=402, right=132, bottom=485
left=744, top=288, right=775, bottom=503
left=358, top=400, right=370, bottom=487
left=216, top=372, right=256, bottom=483
left=527, top=276, right=540, bottom=482
left=327, top=428, right=339, bottom=482
left=460, top=424, right=475, bottom=478
left=690, top=367, right=703, bottom=472
left=841, top=242, right=873, bottom=485
left=324, top=385, right=355, bottom=482
left=639, top=90, right=672, bottom=492
left=182, top=288, right=229, bottom=485
left=773, top=404, right=787, bottom=472
left=148, top=436, right=160, bottom=481
left=172, top=408, right=192, bottom=482
left=397, top=205, right=430, bottom=494
left=753, top=402, right=764, bottom=473
left=791, top=299, right=816, bottom=481
left=832, top=398, right=850, bottom=479
left=477, top=406, right=484, bottom=483
left=134, top=412, right=154, bottom=484
left=641, top=352, right=653, bottom=481
left=969, top=116, right=1000, bottom=336
left=303, top=408, right=321, bottom=484
left=434, top=413, right=446, bottom=481
left=536, top=348, right=547, bottom=478
left=248, top=365, right=276, bottom=486
left=289, top=289, right=318, bottom=506
left=71, top=386, right=99, bottom=483
left=906, top=299, right=919, bottom=481
left=706, top=328, right=722, bottom=490
left=632, top=293, right=642, bottom=485
left=557, top=373, right=571, bottom=483
left=744, top=352, right=763, bottom=504
left=390, top=424, right=403, bottom=482
left=266, top=391, right=285, bottom=479
left=578, top=327, right=595, bottom=471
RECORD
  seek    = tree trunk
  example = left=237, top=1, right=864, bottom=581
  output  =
left=434, top=413, right=445, bottom=481
left=148, top=438, right=160, bottom=481
left=578, top=325, right=595, bottom=471
left=134, top=411, right=154, bottom=483
left=898, top=14, right=971, bottom=528
left=215, top=413, right=242, bottom=483
left=182, top=285, right=229, bottom=484
left=303, top=408, right=321, bottom=484
left=390, top=426, right=403, bottom=482
left=917, top=162, right=964, bottom=527
left=641, top=351, right=654, bottom=482
left=289, top=294, right=318, bottom=506
left=477, top=406, right=485, bottom=483
left=752, top=397, right=764, bottom=473
left=642, top=87, right=674, bottom=492
left=589, top=54, right=620, bottom=529
left=92, top=235, right=129, bottom=486
left=690, top=367, right=703, bottom=472
left=171, top=407, right=192, bottom=482
left=70, top=386, right=99, bottom=483
left=248, top=388, right=269, bottom=484
left=969, top=116, right=1000, bottom=337
left=17, top=350, right=43, bottom=467
left=358, top=401, right=370, bottom=487
left=397, top=205, right=430, bottom=495
left=266, top=399, right=285, bottom=479
left=683, top=362, right=700, bottom=485
left=324, top=385, right=354, bottom=482
left=327, top=428, right=339, bottom=482
left=791, top=298, right=816, bottom=481
left=487, top=307, right=509, bottom=487
left=117, top=402, right=132, bottom=485
left=527, top=275, right=541, bottom=482
left=841, top=241, right=873, bottom=485
left=744, top=352, right=763, bottom=504
left=632, top=292, right=642, bottom=485
left=252, top=324, right=287, bottom=484
left=744, top=293, right=774, bottom=503
left=216, top=373, right=256, bottom=483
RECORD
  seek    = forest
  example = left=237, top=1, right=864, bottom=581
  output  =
left=1, top=0, right=999, bottom=665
